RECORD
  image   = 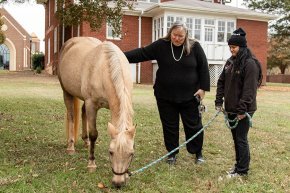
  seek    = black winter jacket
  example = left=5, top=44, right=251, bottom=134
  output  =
left=215, top=57, right=260, bottom=115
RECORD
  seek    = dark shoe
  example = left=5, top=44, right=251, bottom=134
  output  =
left=195, top=152, right=205, bottom=164
left=166, top=155, right=176, bottom=165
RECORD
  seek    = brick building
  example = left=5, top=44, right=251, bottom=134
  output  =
left=39, top=0, right=276, bottom=85
left=0, top=8, right=40, bottom=71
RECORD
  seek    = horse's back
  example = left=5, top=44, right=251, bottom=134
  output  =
left=58, top=37, right=102, bottom=98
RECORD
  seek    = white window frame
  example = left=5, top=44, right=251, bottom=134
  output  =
left=106, top=21, right=122, bottom=40
left=31, top=42, right=36, bottom=54
left=185, top=18, right=193, bottom=39
left=48, top=0, right=50, bottom=27
left=227, top=21, right=235, bottom=41
left=153, top=17, right=164, bottom=40
left=54, top=0, right=57, bottom=13
left=54, top=27, right=58, bottom=53
left=204, top=19, right=215, bottom=42
left=194, top=18, right=202, bottom=40
left=217, top=21, right=226, bottom=42
left=166, top=16, right=175, bottom=33
left=47, top=38, right=50, bottom=66
left=161, top=14, right=235, bottom=44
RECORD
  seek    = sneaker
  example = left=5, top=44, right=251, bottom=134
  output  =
left=166, top=155, right=176, bottom=165
left=195, top=152, right=205, bottom=164
left=226, top=172, right=247, bottom=179
left=226, top=167, right=237, bottom=175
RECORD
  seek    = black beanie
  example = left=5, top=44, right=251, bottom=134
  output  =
left=228, top=28, right=247, bottom=47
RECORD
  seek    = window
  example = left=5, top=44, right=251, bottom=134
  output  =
left=176, top=17, right=183, bottom=22
left=54, top=27, right=58, bottom=53
left=205, top=19, right=215, bottom=26
left=227, top=21, right=235, bottom=41
left=54, top=0, right=57, bottom=13
left=0, top=44, right=10, bottom=70
left=185, top=18, right=193, bottom=38
left=106, top=21, right=122, bottom=40
left=48, top=0, right=50, bottom=26
left=205, top=27, right=214, bottom=42
left=167, top=16, right=175, bottom=33
left=31, top=43, right=36, bottom=53
left=153, top=17, right=164, bottom=40
left=194, top=19, right=201, bottom=40
left=217, top=21, right=225, bottom=42
left=47, top=38, right=50, bottom=66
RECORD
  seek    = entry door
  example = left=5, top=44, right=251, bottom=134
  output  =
left=204, top=27, right=215, bottom=60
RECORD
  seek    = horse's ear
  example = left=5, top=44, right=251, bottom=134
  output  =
left=108, top=122, right=118, bottom=139
left=126, top=126, right=136, bottom=139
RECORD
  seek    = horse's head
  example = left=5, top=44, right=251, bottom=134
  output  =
left=108, top=122, right=135, bottom=188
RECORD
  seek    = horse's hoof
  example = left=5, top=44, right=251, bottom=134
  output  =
left=88, top=166, right=96, bottom=173
left=83, top=139, right=90, bottom=148
left=66, top=149, right=75, bottom=155
left=87, top=160, right=96, bottom=172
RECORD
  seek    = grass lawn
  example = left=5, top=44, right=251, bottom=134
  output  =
left=0, top=71, right=289, bottom=193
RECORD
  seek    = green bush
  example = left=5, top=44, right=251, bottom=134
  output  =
left=32, top=52, right=44, bottom=71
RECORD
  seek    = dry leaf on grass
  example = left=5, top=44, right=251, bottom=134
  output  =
left=97, top=182, right=107, bottom=189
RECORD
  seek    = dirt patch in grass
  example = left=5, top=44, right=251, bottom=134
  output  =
left=0, top=70, right=58, bottom=83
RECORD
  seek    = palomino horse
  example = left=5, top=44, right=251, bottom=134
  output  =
left=58, top=37, right=135, bottom=187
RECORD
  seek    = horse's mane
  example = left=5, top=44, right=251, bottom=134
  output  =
left=103, top=41, right=133, bottom=132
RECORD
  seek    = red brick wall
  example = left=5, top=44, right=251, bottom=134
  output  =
left=237, top=19, right=268, bottom=84
left=140, top=17, right=153, bottom=84
left=81, top=15, right=153, bottom=84
left=267, top=75, right=290, bottom=83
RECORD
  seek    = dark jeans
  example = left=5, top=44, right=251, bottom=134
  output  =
left=156, top=98, right=203, bottom=156
left=229, top=113, right=252, bottom=174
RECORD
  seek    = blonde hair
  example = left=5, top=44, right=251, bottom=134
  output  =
left=162, top=21, right=196, bottom=56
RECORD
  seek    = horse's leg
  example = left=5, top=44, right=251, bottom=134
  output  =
left=85, top=100, right=98, bottom=171
left=63, top=91, right=76, bottom=154
left=81, top=103, right=89, bottom=147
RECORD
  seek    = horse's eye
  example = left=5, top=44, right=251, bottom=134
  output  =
left=109, top=151, right=113, bottom=156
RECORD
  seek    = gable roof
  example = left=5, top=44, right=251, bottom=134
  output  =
left=0, top=8, right=31, bottom=39
left=125, top=0, right=277, bottom=21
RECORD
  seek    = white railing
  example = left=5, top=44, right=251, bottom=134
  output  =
left=200, top=43, right=231, bottom=62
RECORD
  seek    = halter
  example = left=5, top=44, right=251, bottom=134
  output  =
left=111, top=154, right=134, bottom=176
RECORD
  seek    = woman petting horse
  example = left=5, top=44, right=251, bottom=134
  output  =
left=58, top=37, right=135, bottom=188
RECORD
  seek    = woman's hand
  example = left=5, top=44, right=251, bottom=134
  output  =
left=194, top=89, right=205, bottom=100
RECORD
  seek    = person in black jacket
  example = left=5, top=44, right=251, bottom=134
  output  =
left=215, top=28, right=262, bottom=177
left=125, top=21, right=210, bottom=165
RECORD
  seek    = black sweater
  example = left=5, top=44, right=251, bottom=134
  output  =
left=215, top=57, right=260, bottom=114
left=125, top=39, right=210, bottom=102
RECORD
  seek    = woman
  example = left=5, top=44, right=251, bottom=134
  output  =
left=125, top=21, right=210, bottom=165
left=215, top=28, right=262, bottom=177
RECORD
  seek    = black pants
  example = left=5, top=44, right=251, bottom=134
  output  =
left=229, top=113, right=252, bottom=174
left=156, top=98, right=203, bottom=156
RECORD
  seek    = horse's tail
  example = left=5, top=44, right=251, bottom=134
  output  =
left=65, top=97, right=80, bottom=142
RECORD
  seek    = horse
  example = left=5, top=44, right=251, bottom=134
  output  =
left=58, top=37, right=135, bottom=188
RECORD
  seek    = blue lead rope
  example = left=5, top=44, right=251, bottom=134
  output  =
left=224, top=112, right=252, bottom=129
left=129, top=110, right=221, bottom=176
